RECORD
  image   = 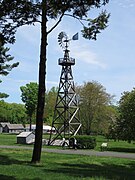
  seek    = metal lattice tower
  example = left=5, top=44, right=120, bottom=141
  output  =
left=48, top=32, right=82, bottom=145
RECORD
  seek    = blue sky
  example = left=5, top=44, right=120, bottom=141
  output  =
left=1, top=0, right=135, bottom=104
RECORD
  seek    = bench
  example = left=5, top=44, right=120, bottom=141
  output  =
left=100, top=142, right=108, bottom=151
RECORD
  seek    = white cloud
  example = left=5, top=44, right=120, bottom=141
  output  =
left=17, top=23, right=41, bottom=45
left=71, top=43, right=107, bottom=69
left=113, top=0, right=135, bottom=8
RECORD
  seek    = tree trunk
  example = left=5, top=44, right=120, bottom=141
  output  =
left=31, top=0, right=47, bottom=163
left=30, top=116, right=32, bottom=131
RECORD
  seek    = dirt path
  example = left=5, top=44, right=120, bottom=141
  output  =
left=1, top=145, right=135, bottom=160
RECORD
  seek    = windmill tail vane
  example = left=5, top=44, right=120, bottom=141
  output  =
left=72, top=33, right=79, bottom=40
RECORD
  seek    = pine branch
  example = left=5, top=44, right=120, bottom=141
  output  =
left=47, top=13, right=64, bottom=35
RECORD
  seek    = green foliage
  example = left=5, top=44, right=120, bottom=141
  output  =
left=70, top=135, right=96, bottom=149
left=20, top=82, right=38, bottom=120
left=1, top=0, right=110, bottom=43
left=0, top=101, right=27, bottom=124
left=115, top=88, right=135, bottom=142
left=0, top=0, right=41, bottom=44
left=106, top=123, right=117, bottom=140
left=0, top=46, right=19, bottom=76
left=0, top=92, right=9, bottom=99
left=82, top=11, right=110, bottom=40
left=77, top=81, right=115, bottom=135
left=0, top=45, right=19, bottom=99
left=44, top=87, right=58, bottom=123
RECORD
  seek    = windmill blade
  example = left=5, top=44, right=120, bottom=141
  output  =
left=58, top=32, right=68, bottom=49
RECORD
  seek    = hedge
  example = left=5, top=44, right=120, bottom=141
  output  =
left=69, top=135, right=96, bottom=149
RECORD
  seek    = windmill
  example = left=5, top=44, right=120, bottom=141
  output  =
left=48, top=32, right=81, bottom=146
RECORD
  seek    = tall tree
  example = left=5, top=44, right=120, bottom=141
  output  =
left=1, top=0, right=110, bottom=163
left=77, top=81, right=113, bottom=135
left=117, top=89, right=135, bottom=143
left=0, top=43, right=19, bottom=98
left=20, top=82, right=38, bottom=131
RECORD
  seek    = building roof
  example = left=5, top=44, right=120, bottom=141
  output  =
left=5, top=124, right=24, bottom=130
left=17, top=132, right=34, bottom=138
left=0, top=122, right=10, bottom=127
left=25, top=124, right=55, bottom=130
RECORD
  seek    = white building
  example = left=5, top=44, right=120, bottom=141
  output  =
left=25, top=124, right=55, bottom=134
left=17, top=132, right=35, bottom=144
left=4, top=124, right=24, bottom=134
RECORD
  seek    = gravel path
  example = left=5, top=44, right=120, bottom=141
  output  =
left=1, top=145, right=135, bottom=160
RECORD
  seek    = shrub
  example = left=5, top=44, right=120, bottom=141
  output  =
left=69, top=135, right=96, bottom=149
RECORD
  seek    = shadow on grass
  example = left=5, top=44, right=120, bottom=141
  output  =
left=108, top=147, right=135, bottom=153
left=0, top=154, right=43, bottom=180
left=0, top=154, right=28, bottom=166
left=24, top=179, right=42, bottom=180
left=0, top=174, right=16, bottom=180
left=43, top=161, right=135, bottom=180
left=0, top=174, right=41, bottom=180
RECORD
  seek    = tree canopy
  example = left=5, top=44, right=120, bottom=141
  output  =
left=20, top=82, right=38, bottom=130
left=77, top=81, right=114, bottom=135
left=0, top=0, right=40, bottom=44
left=0, top=101, right=27, bottom=124
left=117, top=89, right=135, bottom=143
left=1, top=0, right=110, bottom=43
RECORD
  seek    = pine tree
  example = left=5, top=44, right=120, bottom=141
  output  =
left=0, top=43, right=19, bottom=98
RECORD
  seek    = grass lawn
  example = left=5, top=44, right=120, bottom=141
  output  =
left=0, top=133, right=17, bottom=145
left=0, top=148, right=135, bottom=180
left=1, top=134, right=135, bottom=179
left=95, top=136, right=135, bottom=153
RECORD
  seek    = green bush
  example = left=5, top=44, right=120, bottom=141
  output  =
left=69, top=135, right=96, bottom=149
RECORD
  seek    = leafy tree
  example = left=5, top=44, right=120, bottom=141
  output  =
left=104, top=105, right=120, bottom=140
left=8, top=103, right=27, bottom=124
left=0, top=100, right=9, bottom=122
left=1, top=0, right=110, bottom=163
left=117, top=89, right=135, bottom=143
left=44, top=87, right=58, bottom=125
left=93, top=105, right=118, bottom=135
left=77, top=81, right=113, bottom=135
left=20, top=82, right=38, bottom=130
left=0, top=100, right=27, bottom=124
